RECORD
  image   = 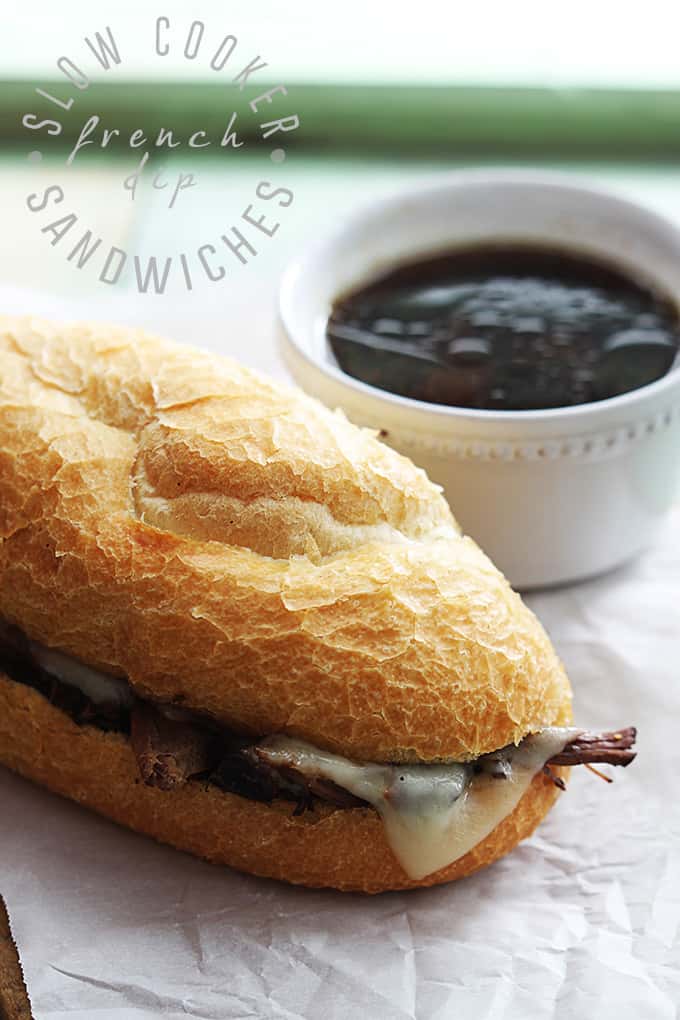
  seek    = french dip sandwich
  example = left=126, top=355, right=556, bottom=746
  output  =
left=0, top=317, right=636, bottom=892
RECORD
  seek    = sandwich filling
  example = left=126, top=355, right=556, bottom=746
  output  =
left=0, top=621, right=637, bottom=880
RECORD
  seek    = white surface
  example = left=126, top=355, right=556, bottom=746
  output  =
left=6, top=0, right=680, bottom=87
left=280, top=171, right=680, bottom=587
left=0, top=510, right=678, bottom=1019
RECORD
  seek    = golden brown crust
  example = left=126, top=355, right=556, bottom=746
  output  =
left=0, top=676, right=568, bottom=893
left=0, top=316, right=571, bottom=762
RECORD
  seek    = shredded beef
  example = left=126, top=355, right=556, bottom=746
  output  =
left=130, top=702, right=216, bottom=791
left=549, top=728, right=637, bottom=767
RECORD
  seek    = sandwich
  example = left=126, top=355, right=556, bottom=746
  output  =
left=0, top=316, right=636, bottom=892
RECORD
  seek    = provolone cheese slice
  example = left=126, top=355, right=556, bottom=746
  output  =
left=259, top=730, right=578, bottom=879
left=29, top=642, right=133, bottom=708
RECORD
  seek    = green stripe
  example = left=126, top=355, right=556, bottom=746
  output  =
left=5, top=80, right=680, bottom=157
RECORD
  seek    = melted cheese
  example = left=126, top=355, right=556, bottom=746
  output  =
left=259, top=730, right=579, bottom=880
left=29, top=642, right=133, bottom=709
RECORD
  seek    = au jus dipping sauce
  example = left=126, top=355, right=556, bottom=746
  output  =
left=327, top=247, right=680, bottom=411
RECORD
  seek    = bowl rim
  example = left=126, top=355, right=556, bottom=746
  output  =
left=278, top=168, right=680, bottom=429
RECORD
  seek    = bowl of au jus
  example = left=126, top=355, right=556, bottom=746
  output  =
left=279, top=172, right=680, bottom=588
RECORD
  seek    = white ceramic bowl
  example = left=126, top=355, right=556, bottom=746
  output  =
left=279, top=171, right=680, bottom=589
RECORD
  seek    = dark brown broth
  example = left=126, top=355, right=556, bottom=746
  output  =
left=327, top=246, right=680, bottom=410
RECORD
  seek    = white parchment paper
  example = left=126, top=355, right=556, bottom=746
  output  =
left=0, top=285, right=679, bottom=1019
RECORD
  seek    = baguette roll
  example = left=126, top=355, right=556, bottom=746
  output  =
left=0, top=316, right=576, bottom=891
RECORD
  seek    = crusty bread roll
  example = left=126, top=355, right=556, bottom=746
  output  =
left=0, top=315, right=574, bottom=891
